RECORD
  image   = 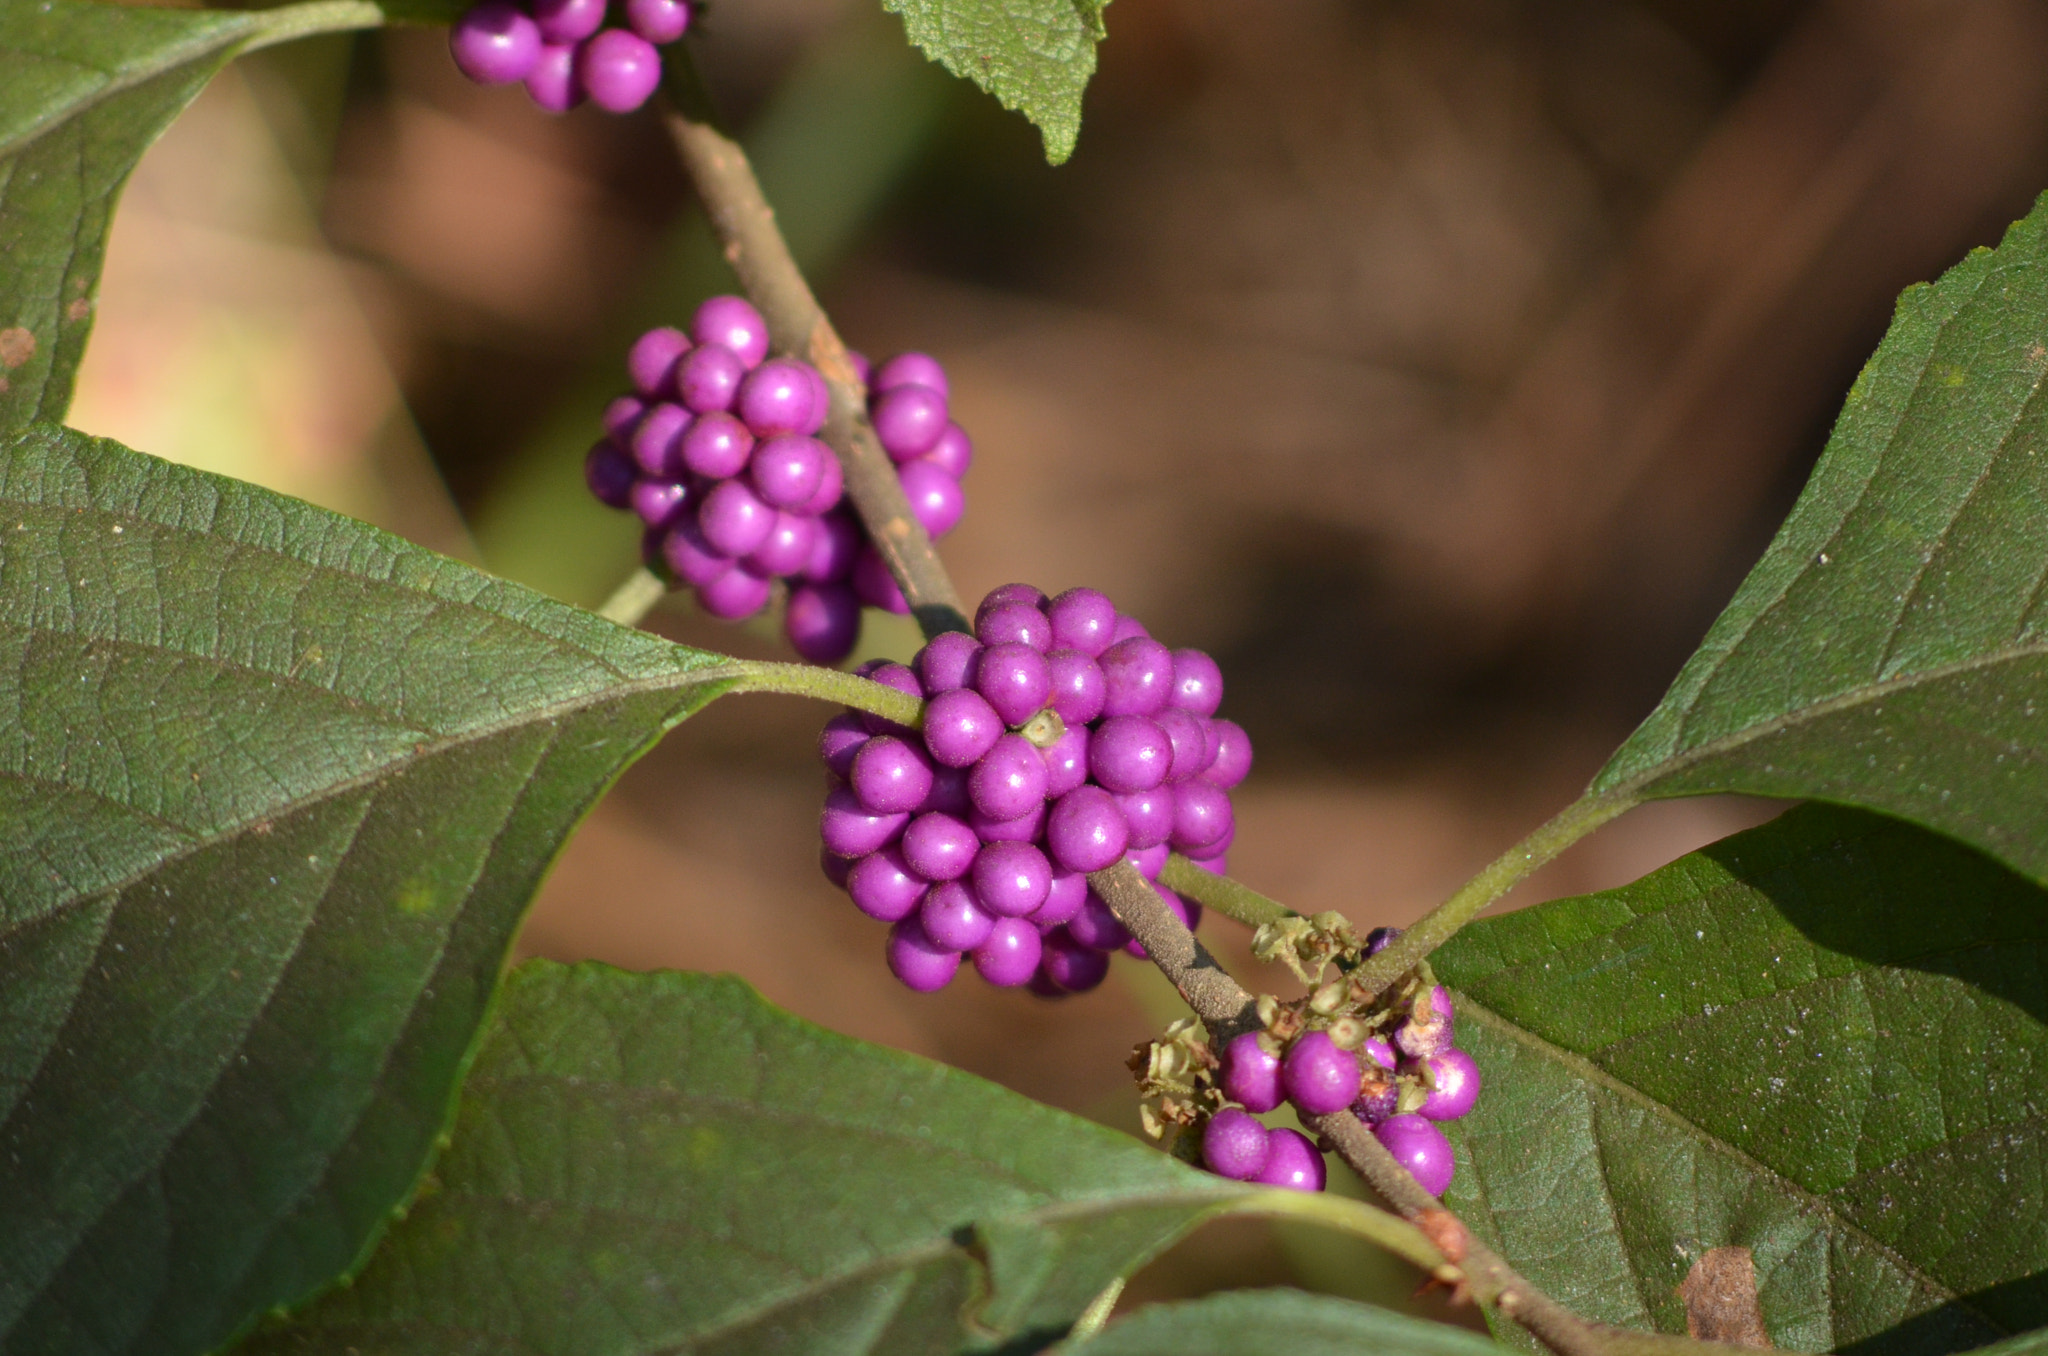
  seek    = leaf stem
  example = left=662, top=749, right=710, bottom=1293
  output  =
left=728, top=660, right=924, bottom=727
left=1220, top=1188, right=1450, bottom=1276
left=241, top=0, right=388, bottom=51
left=1160, top=854, right=1295, bottom=928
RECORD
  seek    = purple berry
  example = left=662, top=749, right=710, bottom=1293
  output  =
left=1257, top=1128, right=1326, bottom=1192
left=1112, top=614, right=1150, bottom=643
left=856, top=662, right=923, bottom=735
left=875, top=351, right=949, bottom=398
left=803, top=513, right=861, bottom=583
left=820, top=846, right=852, bottom=890
left=1202, top=1107, right=1272, bottom=1182
left=871, top=383, right=949, bottom=461
left=625, top=0, right=691, bottom=42
left=796, top=450, right=844, bottom=517
left=1375, top=1114, right=1455, bottom=1196
left=887, top=918, right=959, bottom=993
left=676, top=343, right=746, bottom=413
left=1032, top=870, right=1089, bottom=927
left=1100, top=636, right=1174, bottom=718
left=627, top=327, right=689, bottom=396
left=922, top=688, right=1003, bottom=768
left=737, top=358, right=821, bottom=436
left=1041, top=724, right=1090, bottom=797
left=916, top=631, right=982, bottom=693
left=584, top=440, right=635, bottom=508
left=698, top=480, right=774, bottom=557
left=1204, top=719, right=1252, bottom=788
left=1170, top=780, right=1233, bottom=853
left=968, top=733, right=1050, bottom=822
left=675, top=409, right=750, bottom=478
left=899, top=460, right=964, bottom=537
left=851, top=735, right=935, bottom=815
left=1222, top=1033, right=1284, bottom=1113
left=1154, top=707, right=1211, bottom=782
left=1066, top=889, right=1132, bottom=951
left=920, top=879, right=994, bottom=951
left=532, top=0, right=605, bottom=42
left=969, top=800, right=1045, bottom=845
left=973, top=642, right=1051, bottom=727
left=976, top=601, right=1051, bottom=651
left=1047, top=786, right=1129, bottom=872
left=920, top=764, right=973, bottom=816
left=1363, top=1036, right=1397, bottom=1072
left=853, top=547, right=909, bottom=615
left=979, top=583, right=1049, bottom=614
left=695, top=564, right=772, bottom=620
left=573, top=26, right=659, bottom=112
left=747, top=511, right=815, bottom=576
left=1429, top=985, right=1456, bottom=1026
left=1088, top=715, right=1171, bottom=794
left=659, top=519, right=729, bottom=587
left=847, top=845, right=926, bottom=922
left=1283, top=1031, right=1362, bottom=1116
left=819, top=713, right=868, bottom=778
left=1353, top=1069, right=1400, bottom=1126
left=1364, top=926, right=1401, bottom=957
left=629, top=402, right=688, bottom=477
left=820, top=784, right=908, bottom=858
left=691, top=295, right=769, bottom=369
left=601, top=394, right=648, bottom=440
left=1169, top=649, right=1224, bottom=717
left=1046, top=650, right=1105, bottom=725
left=750, top=434, right=830, bottom=509
left=1126, top=841, right=1169, bottom=879
left=846, top=350, right=873, bottom=386
left=970, top=840, right=1052, bottom=918
left=1040, top=927, right=1109, bottom=992
left=1116, top=786, right=1175, bottom=850
left=1047, top=588, right=1117, bottom=657
left=451, top=1, right=543, bottom=84
left=920, top=423, right=973, bottom=479
left=901, top=811, right=978, bottom=881
left=786, top=583, right=861, bottom=664
left=1413, top=1048, right=1481, bottom=1122
left=631, top=478, right=690, bottom=529
left=973, top=917, right=1042, bottom=987
left=523, top=41, right=582, bottom=112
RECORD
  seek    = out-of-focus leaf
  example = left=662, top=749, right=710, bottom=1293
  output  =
left=1433, top=804, right=2048, bottom=1356
left=1055, top=1289, right=1508, bottom=1356
left=879, top=0, right=1105, bottom=164
left=237, top=962, right=1250, bottom=1355
left=0, top=424, right=744, bottom=1355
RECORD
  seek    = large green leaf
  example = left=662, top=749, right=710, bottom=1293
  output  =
left=1433, top=804, right=2048, bottom=1356
left=236, top=961, right=1252, bottom=1355
left=1593, top=192, right=2048, bottom=884
left=879, top=0, right=1106, bottom=164
left=0, top=424, right=747, bottom=1355
left=0, top=0, right=413, bottom=432
left=1056, top=1290, right=1507, bottom=1356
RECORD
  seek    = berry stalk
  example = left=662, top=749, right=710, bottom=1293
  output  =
left=1160, top=852, right=1295, bottom=928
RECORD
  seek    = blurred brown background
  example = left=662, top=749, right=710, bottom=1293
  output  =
left=78, top=0, right=2048, bottom=1312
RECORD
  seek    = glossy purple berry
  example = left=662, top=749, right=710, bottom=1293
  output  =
left=627, top=326, right=689, bottom=396
left=750, top=434, right=829, bottom=509
left=901, top=811, right=979, bottom=881
left=871, top=384, right=949, bottom=461
left=921, top=879, right=994, bottom=951
left=917, top=631, right=982, bottom=693
left=920, top=423, right=973, bottom=479
left=1204, top=719, right=1253, bottom=789
left=786, top=583, right=860, bottom=665
left=747, top=511, right=815, bottom=576
left=887, top=918, right=959, bottom=993
left=973, top=917, right=1042, bottom=987
left=451, top=1, right=543, bottom=84
left=628, top=402, right=687, bottom=478
left=1222, top=1032, right=1283, bottom=1113
left=658, top=519, right=728, bottom=588
left=1040, top=927, right=1109, bottom=992
left=1100, top=636, right=1174, bottom=718
left=1066, top=889, right=1132, bottom=951
left=922, top=688, right=1002, bottom=768
left=1033, top=870, right=1089, bottom=927
left=1283, top=1031, right=1362, bottom=1116
left=969, top=801, right=1045, bottom=845
left=976, top=601, right=1052, bottom=651
left=579, top=28, right=662, bottom=111
left=847, top=845, right=926, bottom=922
left=691, top=295, right=770, bottom=369
left=1202, top=1107, right=1272, bottom=1182
left=1126, top=841, right=1169, bottom=879
left=820, top=846, right=852, bottom=890
left=737, top=359, right=821, bottom=436
left=601, top=394, right=648, bottom=440
left=973, top=642, right=1051, bottom=728
left=1046, top=650, right=1106, bottom=726
left=1112, top=614, right=1150, bottom=643
left=1375, top=1114, right=1455, bottom=1196
left=803, top=513, right=861, bottom=583
left=875, top=351, right=949, bottom=398
left=899, top=460, right=964, bottom=536
left=1089, top=715, right=1172, bottom=794
left=1041, top=724, right=1090, bottom=797
left=1047, top=588, right=1117, bottom=657
left=1364, top=926, right=1401, bottom=957
left=1169, top=649, right=1224, bottom=717
left=820, top=784, right=908, bottom=858
left=1154, top=707, right=1212, bottom=782
left=1170, top=780, right=1233, bottom=853
left=796, top=449, right=844, bottom=515
left=970, top=840, right=1052, bottom=918
left=851, top=735, right=935, bottom=815
left=697, top=479, right=773, bottom=557
left=625, top=0, right=691, bottom=42
left=920, top=764, right=973, bottom=816
left=853, top=547, right=909, bottom=614
left=1414, top=1048, right=1481, bottom=1122
left=969, top=734, right=1050, bottom=822
left=1257, top=1128, right=1326, bottom=1192
left=1363, top=1036, right=1398, bottom=1072
left=818, top=713, right=867, bottom=778
left=524, top=42, right=582, bottom=112
left=979, top=583, right=1049, bottom=614
left=630, top=478, right=689, bottom=529
left=1116, top=786, right=1175, bottom=851
left=1047, top=786, right=1130, bottom=873
left=584, top=440, right=635, bottom=508
left=676, top=342, right=746, bottom=413
left=674, top=410, right=748, bottom=478
left=695, top=564, right=772, bottom=620
left=533, top=0, right=605, bottom=42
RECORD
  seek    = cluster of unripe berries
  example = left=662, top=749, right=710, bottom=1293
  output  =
left=584, top=295, right=971, bottom=663
left=1201, top=941, right=1479, bottom=1194
left=817, top=584, right=1251, bottom=994
left=449, top=0, right=686, bottom=113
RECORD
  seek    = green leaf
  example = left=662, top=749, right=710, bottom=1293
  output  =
left=0, top=424, right=747, bottom=1355
left=0, top=0, right=415, bottom=432
left=877, top=0, right=1105, bottom=164
left=1432, top=803, right=2048, bottom=1356
left=236, top=961, right=1250, bottom=1355
left=1056, top=1289, right=1509, bottom=1356
left=1594, top=190, right=2048, bottom=884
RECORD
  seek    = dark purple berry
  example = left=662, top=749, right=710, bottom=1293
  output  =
left=737, top=358, right=822, bottom=436
left=916, top=631, right=982, bottom=693
left=919, top=764, right=973, bottom=816
left=1413, top=1048, right=1481, bottom=1122
left=1032, top=871, right=1089, bottom=927
left=785, top=580, right=860, bottom=665
left=887, top=917, right=959, bottom=993
left=802, top=513, right=861, bottom=583
left=977, top=583, right=1049, bottom=616
left=922, top=687, right=1002, bottom=768
left=661, top=518, right=730, bottom=587
left=1088, top=715, right=1171, bottom=793
left=852, top=547, right=909, bottom=614
left=899, top=460, right=964, bottom=536
left=1066, top=888, right=1132, bottom=951
left=532, top=0, right=605, bottom=42
left=1202, top=1107, right=1271, bottom=1181
left=1170, top=780, right=1233, bottom=853
left=856, top=662, right=922, bottom=735
left=524, top=42, right=582, bottom=112
left=1099, top=636, right=1174, bottom=717
left=820, top=784, right=908, bottom=858
left=901, top=811, right=978, bottom=881
left=1040, top=927, right=1109, bottom=992
left=627, top=327, right=689, bottom=396
left=1374, top=1114, right=1454, bottom=1196
left=818, top=713, right=867, bottom=778
left=871, top=383, right=948, bottom=461
left=921, top=879, right=994, bottom=950
left=1364, top=926, right=1401, bottom=957
left=1154, top=707, right=1211, bottom=782
left=1169, top=648, right=1224, bottom=717
left=847, top=845, right=926, bottom=922
left=819, top=846, right=852, bottom=890
left=973, top=642, right=1051, bottom=727
left=973, top=917, right=1042, bottom=987
left=1116, top=786, right=1175, bottom=850
left=1047, top=588, right=1117, bottom=657
left=585, top=440, right=635, bottom=508
left=451, top=1, right=543, bottom=84
left=1046, top=649, right=1106, bottom=725
left=968, top=800, right=1045, bottom=845
left=851, top=735, right=935, bottom=815
left=750, top=434, right=830, bottom=509
left=625, top=0, right=691, bottom=42
left=920, top=423, right=973, bottom=479
left=1283, top=1031, right=1362, bottom=1116
left=602, top=394, right=648, bottom=440
left=695, top=564, right=772, bottom=620
left=1204, top=719, right=1252, bottom=788
left=970, top=840, right=1052, bottom=918
left=1353, top=1069, right=1399, bottom=1126
left=968, top=733, right=1049, bottom=821
left=1041, top=724, right=1090, bottom=796
left=1222, top=1032, right=1284, bottom=1113
left=976, top=601, right=1051, bottom=651
left=629, top=402, right=689, bottom=477
left=1257, top=1128, right=1326, bottom=1192
left=874, top=351, right=949, bottom=398
left=1046, top=785, right=1129, bottom=872
left=691, top=295, right=770, bottom=369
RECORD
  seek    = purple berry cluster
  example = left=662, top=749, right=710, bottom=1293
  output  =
left=816, top=584, right=1251, bottom=995
left=1204, top=972, right=1478, bottom=1195
left=449, top=0, right=685, bottom=114
left=583, top=295, right=971, bottom=663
